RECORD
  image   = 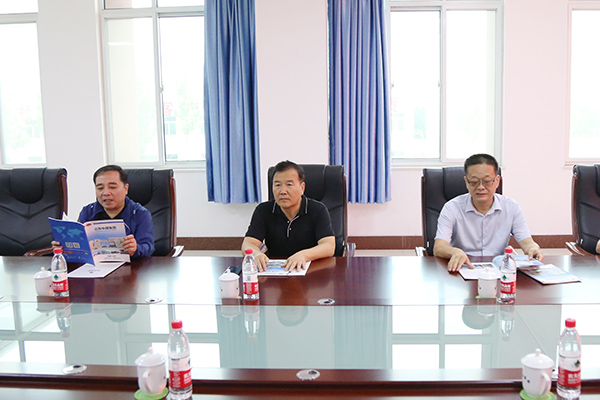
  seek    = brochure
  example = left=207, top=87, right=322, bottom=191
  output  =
left=459, top=263, right=500, bottom=280
left=492, top=254, right=544, bottom=269
left=518, top=264, right=581, bottom=285
left=49, top=217, right=131, bottom=265
left=258, top=260, right=311, bottom=277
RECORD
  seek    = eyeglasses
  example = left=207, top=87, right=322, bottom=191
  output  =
left=466, top=176, right=498, bottom=188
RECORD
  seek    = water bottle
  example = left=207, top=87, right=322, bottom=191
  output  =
left=56, top=304, right=72, bottom=338
left=497, top=247, right=516, bottom=304
left=242, top=249, right=259, bottom=300
left=51, top=248, right=69, bottom=297
left=499, top=304, right=515, bottom=341
left=243, top=301, right=260, bottom=340
left=558, top=318, right=581, bottom=399
left=167, top=320, right=192, bottom=399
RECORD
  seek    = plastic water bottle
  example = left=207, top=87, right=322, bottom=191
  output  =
left=167, top=320, right=192, bottom=399
left=497, top=247, right=516, bottom=304
left=243, top=301, right=260, bottom=340
left=51, top=248, right=69, bottom=297
left=558, top=318, right=581, bottom=399
left=242, top=249, right=259, bottom=300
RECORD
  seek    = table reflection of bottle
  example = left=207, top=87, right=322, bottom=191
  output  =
left=499, top=304, right=515, bottom=341
left=243, top=300, right=260, bottom=341
left=56, top=304, right=72, bottom=338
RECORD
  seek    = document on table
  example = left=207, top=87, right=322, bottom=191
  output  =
left=519, top=264, right=581, bottom=285
left=258, top=260, right=311, bottom=277
left=68, top=262, right=125, bottom=278
left=458, top=262, right=501, bottom=280
left=492, top=254, right=544, bottom=269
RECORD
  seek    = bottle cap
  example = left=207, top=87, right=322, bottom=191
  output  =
left=245, top=249, right=253, bottom=255
left=53, top=248, right=62, bottom=254
left=565, top=318, right=576, bottom=328
left=171, top=319, right=183, bottom=329
left=504, top=247, right=513, bottom=254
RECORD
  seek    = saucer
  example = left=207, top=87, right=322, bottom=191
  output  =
left=134, top=387, right=169, bottom=400
left=519, top=389, right=555, bottom=400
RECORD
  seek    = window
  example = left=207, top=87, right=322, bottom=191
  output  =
left=388, top=0, right=503, bottom=164
left=102, top=0, right=205, bottom=165
left=0, top=3, right=46, bottom=165
left=569, top=4, right=600, bottom=160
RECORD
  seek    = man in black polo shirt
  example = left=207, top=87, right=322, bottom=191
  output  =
left=242, top=161, right=336, bottom=272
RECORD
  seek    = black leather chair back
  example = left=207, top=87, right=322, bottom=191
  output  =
left=572, top=165, right=600, bottom=254
left=0, top=168, right=67, bottom=256
left=125, top=169, right=177, bottom=257
left=421, top=166, right=502, bottom=256
left=268, top=164, right=347, bottom=257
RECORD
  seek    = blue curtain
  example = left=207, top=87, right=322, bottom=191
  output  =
left=328, top=0, right=391, bottom=203
left=204, top=0, right=261, bottom=203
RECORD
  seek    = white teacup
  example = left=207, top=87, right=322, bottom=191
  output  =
left=219, top=268, right=240, bottom=298
left=478, top=267, right=498, bottom=297
left=134, top=347, right=167, bottom=397
left=521, top=348, right=553, bottom=398
left=34, top=267, right=53, bottom=296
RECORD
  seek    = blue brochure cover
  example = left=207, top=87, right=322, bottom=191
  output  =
left=49, top=218, right=130, bottom=265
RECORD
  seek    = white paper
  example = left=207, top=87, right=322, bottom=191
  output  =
left=258, top=260, right=311, bottom=277
left=68, top=262, right=125, bottom=278
left=458, top=262, right=501, bottom=280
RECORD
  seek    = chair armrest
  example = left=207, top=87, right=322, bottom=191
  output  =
left=343, top=242, right=356, bottom=257
left=415, top=246, right=427, bottom=257
left=166, top=245, right=185, bottom=258
left=24, top=247, right=54, bottom=257
left=566, top=242, right=592, bottom=256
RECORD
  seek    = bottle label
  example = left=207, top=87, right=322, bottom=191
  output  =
left=52, top=273, right=69, bottom=293
left=244, top=282, right=259, bottom=295
left=169, top=355, right=192, bottom=389
left=558, top=355, right=581, bottom=387
left=500, top=273, right=516, bottom=294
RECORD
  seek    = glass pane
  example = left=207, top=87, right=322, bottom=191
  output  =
left=159, top=16, right=205, bottom=161
left=446, top=10, right=496, bottom=159
left=24, top=341, right=65, bottom=363
left=393, top=344, right=439, bottom=369
left=390, top=11, right=440, bottom=159
left=393, top=305, right=438, bottom=334
left=445, top=344, right=482, bottom=369
left=104, top=0, right=152, bottom=9
left=0, top=23, right=45, bottom=164
left=106, top=18, right=159, bottom=163
left=0, top=0, right=37, bottom=13
left=158, top=0, right=204, bottom=6
left=569, top=10, right=600, bottom=158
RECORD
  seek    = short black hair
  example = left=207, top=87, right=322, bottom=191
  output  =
left=464, top=154, right=499, bottom=175
left=273, top=160, right=305, bottom=182
left=93, top=165, right=128, bottom=185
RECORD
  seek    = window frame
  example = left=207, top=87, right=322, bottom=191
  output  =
left=100, top=0, right=206, bottom=168
left=0, top=11, right=45, bottom=166
left=566, top=1, right=600, bottom=164
left=387, top=0, right=504, bottom=167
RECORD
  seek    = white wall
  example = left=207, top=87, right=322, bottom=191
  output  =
left=36, top=0, right=574, bottom=240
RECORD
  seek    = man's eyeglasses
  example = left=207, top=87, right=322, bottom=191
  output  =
left=466, top=176, right=498, bottom=188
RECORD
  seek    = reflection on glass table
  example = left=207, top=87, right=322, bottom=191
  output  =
left=1, top=301, right=600, bottom=373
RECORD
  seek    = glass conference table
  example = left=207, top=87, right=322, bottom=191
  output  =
left=1, top=255, right=600, bottom=399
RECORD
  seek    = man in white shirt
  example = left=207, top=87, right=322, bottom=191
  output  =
left=433, top=154, right=544, bottom=271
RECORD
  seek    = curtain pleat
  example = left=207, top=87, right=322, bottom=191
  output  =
left=328, top=0, right=391, bottom=203
left=205, top=0, right=261, bottom=203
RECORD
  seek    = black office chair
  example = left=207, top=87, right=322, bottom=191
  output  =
left=267, top=164, right=354, bottom=257
left=0, top=168, right=68, bottom=256
left=567, top=164, right=600, bottom=256
left=125, top=169, right=183, bottom=257
left=418, top=166, right=502, bottom=256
